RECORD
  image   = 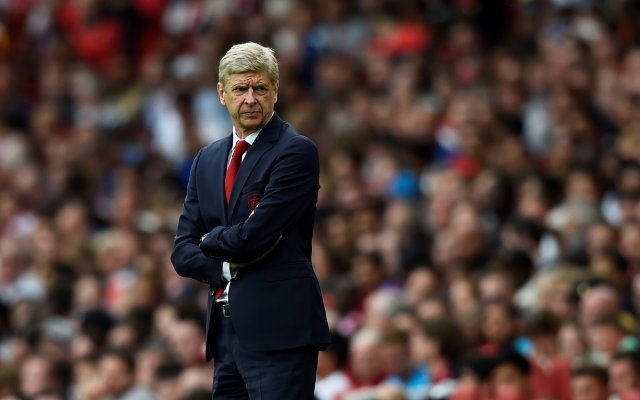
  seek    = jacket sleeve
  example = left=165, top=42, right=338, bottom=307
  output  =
left=171, top=150, right=224, bottom=288
left=199, top=135, right=319, bottom=264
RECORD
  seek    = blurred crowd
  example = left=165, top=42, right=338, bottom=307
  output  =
left=1, top=0, right=640, bottom=399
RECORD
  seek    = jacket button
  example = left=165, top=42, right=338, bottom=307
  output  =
left=209, top=289, right=215, bottom=296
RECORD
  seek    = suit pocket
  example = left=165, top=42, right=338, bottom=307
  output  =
left=265, top=262, right=313, bottom=282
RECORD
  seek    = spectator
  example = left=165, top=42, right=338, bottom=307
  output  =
left=337, top=328, right=387, bottom=399
left=167, top=311, right=206, bottom=368
left=558, top=321, right=589, bottom=367
left=571, top=364, right=610, bottom=400
left=407, top=315, right=465, bottom=399
left=315, top=333, right=350, bottom=400
left=524, top=311, right=572, bottom=400
left=403, top=266, right=440, bottom=307
left=96, top=348, right=156, bottom=400
left=490, top=351, right=532, bottom=400
left=579, top=284, right=622, bottom=331
left=608, top=351, right=640, bottom=399
left=477, top=300, right=519, bottom=356
left=18, top=353, right=70, bottom=399
left=585, top=314, right=631, bottom=365
left=451, top=354, right=496, bottom=400
left=135, top=340, right=170, bottom=390
left=477, top=267, right=516, bottom=303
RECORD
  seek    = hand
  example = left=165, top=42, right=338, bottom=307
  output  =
left=202, top=208, right=254, bottom=252
left=230, top=235, right=282, bottom=271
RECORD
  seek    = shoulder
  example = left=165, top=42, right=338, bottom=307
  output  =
left=268, top=113, right=317, bottom=149
left=279, top=123, right=317, bottom=153
left=191, top=137, right=228, bottom=165
left=200, top=136, right=230, bottom=156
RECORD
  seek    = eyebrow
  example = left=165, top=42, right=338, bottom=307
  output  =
left=232, top=82, right=268, bottom=88
left=229, top=84, right=270, bottom=94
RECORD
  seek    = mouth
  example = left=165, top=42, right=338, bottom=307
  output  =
left=242, top=111, right=261, bottom=118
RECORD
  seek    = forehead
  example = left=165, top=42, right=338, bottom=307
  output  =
left=225, top=71, right=274, bottom=86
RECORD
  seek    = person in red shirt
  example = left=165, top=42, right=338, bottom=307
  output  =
left=525, top=311, right=572, bottom=400
left=336, top=328, right=387, bottom=399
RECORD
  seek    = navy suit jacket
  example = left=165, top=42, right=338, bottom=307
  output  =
left=171, top=114, right=330, bottom=359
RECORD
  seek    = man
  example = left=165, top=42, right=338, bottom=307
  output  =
left=19, top=353, right=69, bottom=399
left=337, top=328, right=387, bottom=399
left=171, top=42, right=330, bottom=399
left=571, top=364, right=610, bottom=400
left=524, top=311, right=572, bottom=400
left=98, top=349, right=157, bottom=400
left=608, top=351, right=640, bottom=400
left=168, top=312, right=207, bottom=367
left=490, top=351, right=532, bottom=400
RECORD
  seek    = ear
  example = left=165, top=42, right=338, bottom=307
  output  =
left=217, top=82, right=225, bottom=105
left=274, top=81, right=279, bottom=103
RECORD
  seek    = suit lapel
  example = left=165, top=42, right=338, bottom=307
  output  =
left=213, top=136, right=233, bottom=225
left=228, top=114, right=282, bottom=216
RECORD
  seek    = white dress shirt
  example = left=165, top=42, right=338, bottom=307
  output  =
left=216, top=128, right=260, bottom=303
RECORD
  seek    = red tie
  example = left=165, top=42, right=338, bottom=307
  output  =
left=224, top=140, right=251, bottom=205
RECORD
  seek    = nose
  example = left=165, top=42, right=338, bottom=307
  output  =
left=244, top=88, right=257, bottom=105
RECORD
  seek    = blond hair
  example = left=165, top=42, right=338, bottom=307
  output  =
left=218, top=42, right=279, bottom=87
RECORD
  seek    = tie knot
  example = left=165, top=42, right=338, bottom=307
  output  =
left=232, top=140, right=251, bottom=158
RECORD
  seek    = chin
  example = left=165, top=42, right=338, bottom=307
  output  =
left=242, top=119, right=264, bottom=128
left=241, top=122, right=260, bottom=130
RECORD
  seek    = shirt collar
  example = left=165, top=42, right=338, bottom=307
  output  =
left=232, top=128, right=260, bottom=148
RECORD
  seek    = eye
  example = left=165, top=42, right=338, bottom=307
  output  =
left=254, top=86, right=269, bottom=95
left=231, top=86, right=247, bottom=95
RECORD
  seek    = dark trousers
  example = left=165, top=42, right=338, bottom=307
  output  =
left=211, top=305, right=319, bottom=400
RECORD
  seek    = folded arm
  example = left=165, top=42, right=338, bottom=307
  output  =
left=199, top=136, right=319, bottom=264
left=171, top=151, right=224, bottom=288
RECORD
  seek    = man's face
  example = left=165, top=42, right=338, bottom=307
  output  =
left=586, top=324, right=624, bottom=357
left=169, top=320, right=204, bottom=366
left=572, top=376, right=609, bottom=400
left=609, top=358, right=638, bottom=395
left=99, top=355, right=133, bottom=397
left=19, top=356, right=51, bottom=398
left=492, top=364, right=529, bottom=399
left=217, top=70, right=278, bottom=137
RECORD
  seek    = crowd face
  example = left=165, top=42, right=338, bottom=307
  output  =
left=557, top=323, right=587, bottom=365
left=349, top=336, right=383, bottom=383
left=609, top=358, right=639, bottom=396
left=409, top=331, right=439, bottom=365
left=98, top=354, right=134, bottom=398
left=586, top=322, right=625, bottom=363
left=19, top=355, right=53, bottom=399
left=380, top=340, right=410, bottom=377
left=491, top=364, right=530, bottom=400
left=579, top=287, right=620, bottom=329
left=571, top=375, right=609, bottom=400
left=169, top=320, right=205, bottom=367
left=481, top=303, right=515, bottom=345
